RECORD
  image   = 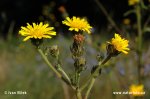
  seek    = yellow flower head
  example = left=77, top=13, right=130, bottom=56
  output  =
left=19, top=22, right=56, bottom=41
left=108, top=33, right=130, bottom=54
left=62, top=16, right=92, bottom=34
left=128, top=0, right=139, bottom=6
left=129, top=84, right=145, bottom=96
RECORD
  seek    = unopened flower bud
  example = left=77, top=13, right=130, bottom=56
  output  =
left=71, top=34, right=85, bottom=58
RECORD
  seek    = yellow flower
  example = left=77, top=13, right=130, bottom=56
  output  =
left=129, top=84, right=145, bottom=96
left=128, top=0, right=139, bottom=6
left=108, top=33, right=130, bottom=54
left=19, top=22, right=56, bottom=41
left=62, top=16, right=92, bottom=34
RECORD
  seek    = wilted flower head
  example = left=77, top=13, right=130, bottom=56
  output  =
left=129, top=84, right=145, bottom=96
left=128, top=0, right=139, bottom=6
left=19, top=22, right=56, bottom=41
left=73, top=34, right=85, bottom=43
left=108, top=33, right=130, bottom=54
left=62, top=16, right=92, bottom=34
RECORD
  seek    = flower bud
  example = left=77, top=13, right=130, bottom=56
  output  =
left=49, top=45, right=59, bottom=58
left=70, top=34, right=85, bottom=58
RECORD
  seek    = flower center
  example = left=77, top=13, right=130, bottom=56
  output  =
left=32, top=29, right=43, bottom=37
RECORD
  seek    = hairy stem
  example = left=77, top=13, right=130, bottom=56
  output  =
left=76, top=88, right=82, bottom=99
left=84, top=78, right=95, bottom=99
left=58, top=66, right=73, bottom=87
left=56, top=56, right=75, bottom=89
left=82, top=54, right=111, bottom=99
left=38, top=48, right=62, bottom=77
left=136, top=4, right=142, bottom=84
left=38, top=48, right=75, bottom=89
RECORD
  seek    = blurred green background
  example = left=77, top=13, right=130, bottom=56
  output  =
left=0, top=0, right=150, bottom=99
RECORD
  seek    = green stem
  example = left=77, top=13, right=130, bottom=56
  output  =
left=75, top=69, right=81, bottom=87
left=136, top=4, right=142, bottom=84
left=81, top=54, right=111, bottom=91
left=58, top=66, right=72, bottom=86
left=77, top=73, right=81, bottom=88
left=38, top=48, right=62, bottom=78
left=84, top=78, right=95, bottom=99
left=76, top=89, right=82, bottom=99
left=136, top=5, right=142, bottom=52
left=56, top=56, right=75, bottom=89
left=74, top=69, right=82, bottom=99
left=37, top=48, right=74, bottom=88
left=80, top=77, right=90, bottom=91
